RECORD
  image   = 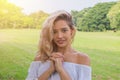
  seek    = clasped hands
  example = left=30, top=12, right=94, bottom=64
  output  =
left=49, top=52, right=64, bottom=73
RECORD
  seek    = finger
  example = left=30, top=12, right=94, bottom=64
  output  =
left=55, top=52, right=64, bottom=57
left=55, top=58, right=63, bottom=63
left=51, top=52, right=64, bottom=58
left=59, top=57, right=64, bottom=62
left=60, top=57, right=64, bottom=62
left=50, top=61, right=55, bottom=66
left=49, top=57, right=56, bottom=61
left=50, top=54, right=59, bottom=58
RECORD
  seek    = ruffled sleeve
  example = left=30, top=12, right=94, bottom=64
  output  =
left=76, top=64, right=92, bottom=80
left=26, top=61, right=41, bottom=80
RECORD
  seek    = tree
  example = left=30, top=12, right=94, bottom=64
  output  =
left=71, top=8, right=91, bottom=31
left=71, top=2, right=116, bottom=32
left=29, top=11, right=49, bottom=29
left=0, top=0, right=24, bottom=29
left=107, top=1, right=120, bottom=31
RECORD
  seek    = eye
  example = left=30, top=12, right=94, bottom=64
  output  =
left=62, top=29, right=68, bottom=33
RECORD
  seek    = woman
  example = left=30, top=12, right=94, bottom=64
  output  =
left=26, top=10, right=91, bottom=80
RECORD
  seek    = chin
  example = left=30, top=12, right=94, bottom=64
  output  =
left=57, top=44, right=67, bottom=48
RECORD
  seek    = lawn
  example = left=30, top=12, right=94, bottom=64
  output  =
left=0, top=29, right=120, bottom=80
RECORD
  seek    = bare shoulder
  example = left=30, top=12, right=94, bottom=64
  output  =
left=76, top=51, right=91, bottom=66
left=34, top=54, right=41, bottom=61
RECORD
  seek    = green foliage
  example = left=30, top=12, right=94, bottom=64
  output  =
left=71, top=2, right=116, bottom=32
left=107, top=1, right=120, bottom=30
left=71, top=8, right=91, bottom=31
left=0, top=0, right=119, bottom=32
left=0, top=1, right=49, bottom=29
left=0, top=0, right=24, bottom=29
left=29, top=11, right=49, bottom=29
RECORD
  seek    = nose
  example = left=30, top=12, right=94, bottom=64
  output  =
left=57, top=32, right=63, bottom=38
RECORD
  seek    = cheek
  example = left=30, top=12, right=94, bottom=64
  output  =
left=67, top=32, right=72, bottom=38
left=65, top=35, right=72, bottom=41
left=68, top=36, right=72, bottom=41
left=53, top=36, right=57, bottom=42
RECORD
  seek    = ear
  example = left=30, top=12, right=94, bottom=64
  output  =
left=71, top=28, right=76, bottom=38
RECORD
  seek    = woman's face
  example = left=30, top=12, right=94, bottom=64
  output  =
left=53, top=20, right=73, bottom=48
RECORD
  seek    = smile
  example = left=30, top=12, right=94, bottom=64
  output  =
left=57, top=40, right=65, bottom=44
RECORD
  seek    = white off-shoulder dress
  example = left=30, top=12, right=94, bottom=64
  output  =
left=26, top=61, right=91, bottom=80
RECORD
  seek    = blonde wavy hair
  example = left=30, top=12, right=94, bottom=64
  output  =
left=38, top=10, right=76, bottom=62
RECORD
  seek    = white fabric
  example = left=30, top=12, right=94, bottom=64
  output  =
left=26, top=61, right=92, bottom=80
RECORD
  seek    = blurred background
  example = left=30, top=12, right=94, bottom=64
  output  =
left=0, top=0, right=120, bottom=80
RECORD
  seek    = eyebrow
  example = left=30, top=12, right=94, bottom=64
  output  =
left=53, top=27, right=68, bottom=30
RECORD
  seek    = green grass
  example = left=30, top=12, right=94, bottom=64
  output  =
left=0, top=29, right=120, bottom=80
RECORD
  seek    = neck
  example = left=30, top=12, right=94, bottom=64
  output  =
left=57, top=45, right=73, bottom=55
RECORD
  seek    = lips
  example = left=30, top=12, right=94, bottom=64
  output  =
left=57, top=40, right=65, bottom=44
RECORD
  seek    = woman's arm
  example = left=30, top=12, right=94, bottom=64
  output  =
left=38, top=61, right=55, bottom=80
left=34, top=55, right=55, bottom=80
left=38, top=69, right=52, bottom=80
left=57, top=67, right=72, bottom=80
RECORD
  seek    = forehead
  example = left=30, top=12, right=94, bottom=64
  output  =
left=53, top=20, right=69, bottom=30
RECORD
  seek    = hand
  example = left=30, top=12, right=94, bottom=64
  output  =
left=54, top=58, right=64, bottom=72
left=48, top=61, right=55, bottom=74
left=50, top=52, right=64, bottom=72
left=50, top=52, right=64, bottom=59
